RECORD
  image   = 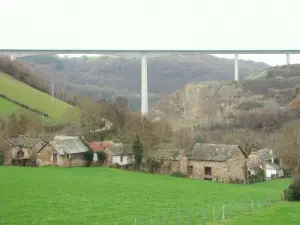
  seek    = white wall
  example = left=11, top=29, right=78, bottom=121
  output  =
left=112, top=155, right=134, bottom=166
left=266, top=169, right=277, bottom=178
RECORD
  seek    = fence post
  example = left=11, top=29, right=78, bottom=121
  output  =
left=222, top=205, right=225, bottom=221
left=189, top=215, right=192, bottom=225
left=202, top=208, right=206, bottom=225
left=151, top=216, right=153, bottom=225
left=134, top=217, right=137, bottom=224
left=257, top=201, right=261, bottom=209
left=251, top=200, right=254, bottom=211
left=178, top=212, right=181, bottom=225
left=213, top=206, right=216, bottom=221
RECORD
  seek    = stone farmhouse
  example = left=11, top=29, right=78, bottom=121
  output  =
left=3, top=136, right=42, bottom=166
left=164, top=143, right=248, bottom=183
left=36, top=136, right=89, bottom=167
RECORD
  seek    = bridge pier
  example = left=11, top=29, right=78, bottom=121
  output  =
left=10, top=55, right=15, bottom=61
left=234, top=54, right=239, bottom=81
left=286, top=53, right=290, bottom=65
left=141, top=55, right=148, bottom=116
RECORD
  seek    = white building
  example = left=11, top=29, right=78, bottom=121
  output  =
left=257, top=148, right=284, bottom=179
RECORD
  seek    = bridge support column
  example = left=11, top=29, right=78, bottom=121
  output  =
left=141, top=55, right=148, bottom=116
left=286, top=53, right=290, bottom=65
left=10, top=55, right=15, bottom=61
left=234, top=54, right=239, bottom=81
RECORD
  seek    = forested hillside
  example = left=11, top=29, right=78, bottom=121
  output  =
left=20, top=54, right=268, bottom=109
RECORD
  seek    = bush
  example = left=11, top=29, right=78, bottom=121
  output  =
left=96, top=151, right=106, bottom=164
left=248, top=169, right=266, bottom=184
left=170, top=171, right=187, bottom=178
left=284, top=176, right=300, bottom=201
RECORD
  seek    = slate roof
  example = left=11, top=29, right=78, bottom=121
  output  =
left=9, top=136, right=40, bottom=148
left=107, top=143, right=133, bottom=156
left=49, top=136, right=89, bottom=155
left=257, top=148, right=278, bottom=161
left=266, top=162, right=282, bottom=170
left=189, top=143, right=244, bottom=162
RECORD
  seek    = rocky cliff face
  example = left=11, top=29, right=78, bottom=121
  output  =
left=149, top=65, right=300, bottom=123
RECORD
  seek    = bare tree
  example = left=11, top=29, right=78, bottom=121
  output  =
left=275, top=122, right=300, bottom=174
left=172, top=127, right=194, bottom=153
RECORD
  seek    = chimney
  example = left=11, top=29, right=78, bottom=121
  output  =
left=270, top=149, right=274, bottom=163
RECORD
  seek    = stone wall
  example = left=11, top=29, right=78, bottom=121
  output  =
left=11, top=147, right=32, bottom=160
left=58, top=153, right=87, bottom=167
left=37, top=144, right=55, bottom=166
left=189, top=160, right=228, bottom=181
left=226, top=151, right=247, bottom=182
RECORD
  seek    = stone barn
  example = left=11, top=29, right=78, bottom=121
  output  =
left=169, top=143, right=247, bottom=183
left=37, top=136, right=89, bottom=167
left=4, top=136, right=41, bottom=166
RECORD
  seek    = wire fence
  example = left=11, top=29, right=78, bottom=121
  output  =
left=104, top=199, right=281, bottom=225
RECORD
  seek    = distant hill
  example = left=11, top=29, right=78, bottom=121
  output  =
left=0, top=72, right=79, bottom=124
left=20, top=54, right=268, bottom=110
left=149, top=64, right=300, bottom=130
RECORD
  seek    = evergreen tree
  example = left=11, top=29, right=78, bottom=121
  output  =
left=132, top=135, right=143, bottom=171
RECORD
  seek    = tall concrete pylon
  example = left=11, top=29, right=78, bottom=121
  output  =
left=234, top=54, right=239, bottom=81
left=141, top=55, right=148, bottom=116
left=286, top=53, right=290, bottom=65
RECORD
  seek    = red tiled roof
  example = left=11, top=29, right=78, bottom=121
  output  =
left=89, top=141, right=113, bottom=152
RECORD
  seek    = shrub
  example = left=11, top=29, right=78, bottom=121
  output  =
left=284, top=176, right=300, bottom=201
left=170, top=171, right=187, bottom=178
left=248, top=169, right=266, bottom=184
left=146, top=158, right=162, bottom=173
left=96, top=151, right=106, bottom=164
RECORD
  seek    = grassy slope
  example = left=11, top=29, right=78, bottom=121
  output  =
left=0, top=167, right=293, bottom=225
left=0, top=72, right=79, bottom=123
left=213, top=202, right=300, bottom=225
left=0, top=98, right=19, bottom=115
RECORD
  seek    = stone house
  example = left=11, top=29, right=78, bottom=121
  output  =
left=167, top=143, right=247, bottom=183
left=36, top=136, right=89, bottom=167
left=108, top=143, right=134, bottom=166
left=4, top=136, right=42, bottom=166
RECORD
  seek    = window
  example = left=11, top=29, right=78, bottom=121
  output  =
left=120, top=155, right=123, bottom=162
left=17, top=150, right=24, bottom=158
left=188, top=165, right=193, bottom=176
left=53, top=154, right=57, bottom=163
left=204, top=167, right=212, bottom=176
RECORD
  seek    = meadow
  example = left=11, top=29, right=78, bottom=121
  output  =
left=0, top=72, right=80, bottom=123
left=0, top=167, right=295, bottom=225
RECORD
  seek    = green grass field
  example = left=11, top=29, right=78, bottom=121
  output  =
left=0, top=167, right=296, bottom=225
left=0, top=72, right=80, bottom=123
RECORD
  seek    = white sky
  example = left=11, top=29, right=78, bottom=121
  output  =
left=1, top=0, right=300, bottom=66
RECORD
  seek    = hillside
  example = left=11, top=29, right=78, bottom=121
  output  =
left=149, top=64, right=300, bottom=129
left=0, top=72, right=79, bottom=124
left=19, top=54, right=268, bottom=109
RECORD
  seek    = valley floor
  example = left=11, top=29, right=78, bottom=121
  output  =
left=0, top=167, right=294, bottom=225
